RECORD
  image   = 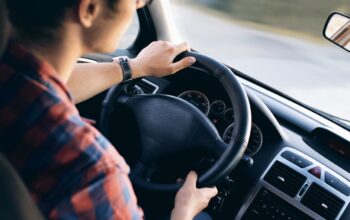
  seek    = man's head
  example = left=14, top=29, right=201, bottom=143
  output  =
left=6, top=0, right=149, bottom=53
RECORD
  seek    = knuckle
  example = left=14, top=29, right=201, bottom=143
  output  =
left=169, top=66, right=177, bottom=73
left=181, top=61, right=189, bottom=69
left=167, top=66, right=175, bottom=73
left=168, top=46, right=176, bottom=53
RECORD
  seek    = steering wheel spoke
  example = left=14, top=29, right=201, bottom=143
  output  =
left=131, top=160, right=157, bottom=182
left=210, top=138, right=229, bottom=157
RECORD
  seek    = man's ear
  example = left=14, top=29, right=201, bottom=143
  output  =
left=77, top=0, right=101, bottom=28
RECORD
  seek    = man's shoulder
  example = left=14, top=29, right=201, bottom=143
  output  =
left=0, top=63, right=126, bottom=172
left=0, top=65, right=72, bottom=135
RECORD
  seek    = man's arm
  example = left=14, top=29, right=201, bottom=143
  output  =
left=67, top=41, right=196, bottom=104
left=68, top=62, right=124, bottom=103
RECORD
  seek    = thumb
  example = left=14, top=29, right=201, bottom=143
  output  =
left=183, top=171, right=198, bottom=188
left=170, top=57, right=196, bottom=73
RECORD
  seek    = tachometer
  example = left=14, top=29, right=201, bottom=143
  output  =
left=222, top=123, right=263, bottom=156
left=210, top=100, right=226, bottom=115
left=178, top=90, right=210, bottom=115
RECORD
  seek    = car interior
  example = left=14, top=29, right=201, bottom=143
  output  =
left=1, top=0, right=350, bottom=220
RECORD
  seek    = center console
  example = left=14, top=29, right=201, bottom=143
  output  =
left=235, top=147, right=350, bottom=220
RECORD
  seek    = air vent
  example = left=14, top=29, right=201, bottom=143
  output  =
left=135, top=79, right=158, bottom=94
left=242, top=188, right=313, bottom=220
left=301, top=183, right=345, bottom=220
left=264, top=161, right=307, bottom=197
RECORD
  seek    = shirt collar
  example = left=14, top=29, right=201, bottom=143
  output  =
left=2, top=40, right=73, bottom=102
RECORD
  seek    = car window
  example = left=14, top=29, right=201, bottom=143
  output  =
left=118, top=14, right=139, bottom=49
left=172, top=0, right=350, bottom=122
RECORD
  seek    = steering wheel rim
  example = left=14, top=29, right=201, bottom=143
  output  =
left=100, top=51, right=251, bottom=192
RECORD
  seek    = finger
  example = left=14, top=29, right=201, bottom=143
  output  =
left=183, top=171, right=198, bottom=187
left=170, top=57, right=196, bottom=73
left=174, top=42, right=190, bottom=54
left=200, top=186, right=219, bottom=198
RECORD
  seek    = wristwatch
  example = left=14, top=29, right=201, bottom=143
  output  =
left=115, top=56, right=132, bottom=82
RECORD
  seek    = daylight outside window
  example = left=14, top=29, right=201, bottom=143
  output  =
left=171, top=0, right=350, bottom=125
left=118, top=14, right=139, bottom=49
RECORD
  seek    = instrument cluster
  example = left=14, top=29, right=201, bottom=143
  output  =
left=178, top=90, right=263, bottom=156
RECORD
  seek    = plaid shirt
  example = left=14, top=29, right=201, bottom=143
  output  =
left=0, top=42, right=143, bottom=220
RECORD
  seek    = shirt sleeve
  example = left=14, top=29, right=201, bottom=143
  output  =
left=32, top=103, right=143, bottom=220
left=49, top=163, right=144, bottom=220
left=43, top=116, right=144, bottom=220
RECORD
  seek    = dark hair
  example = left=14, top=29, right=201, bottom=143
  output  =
left=0, top=0, right=8, bottom=56
left=6, top=0, right=118, bottom=41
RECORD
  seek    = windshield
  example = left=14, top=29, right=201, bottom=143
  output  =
left=172, top=0, right=350, bottom=123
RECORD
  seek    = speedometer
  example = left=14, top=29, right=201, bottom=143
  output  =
left=178, top=90, right=210, bottom=115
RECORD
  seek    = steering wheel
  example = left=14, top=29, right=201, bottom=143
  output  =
left=100, top=51, right=251, bottom=192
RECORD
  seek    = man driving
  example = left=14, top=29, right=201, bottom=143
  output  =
left=0, top=0, right=217, bottom=219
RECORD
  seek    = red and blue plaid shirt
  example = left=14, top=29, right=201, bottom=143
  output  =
left=0, top=41, right=143, bottom=220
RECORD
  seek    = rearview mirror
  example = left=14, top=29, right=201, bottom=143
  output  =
left=323, top=12, right=350, bottom=52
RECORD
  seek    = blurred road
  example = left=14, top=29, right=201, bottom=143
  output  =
left=171, top=3, right=350, bottom=121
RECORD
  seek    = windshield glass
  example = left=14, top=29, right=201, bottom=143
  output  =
left=172, top=0, right=350, bottom=122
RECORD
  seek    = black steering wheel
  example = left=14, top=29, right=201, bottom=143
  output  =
left=100, top=51, right=251, bottom=192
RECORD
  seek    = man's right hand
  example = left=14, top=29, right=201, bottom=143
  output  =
left=129, top=41, right=196, bottom=79
left=171, top=171, right=218, bottom=220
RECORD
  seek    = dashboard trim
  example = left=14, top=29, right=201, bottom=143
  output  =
left=241, top=78, right=350, bottom=143
left=235, top=147, right=350, bottom=220
left=140, top=78, right=160, bottom=94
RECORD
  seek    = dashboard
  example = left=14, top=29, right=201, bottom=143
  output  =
left=121, top=67, right=350, bottom=219
left=236, top=147, right=350, bottom=220
left=77, top=58, right=350, bottom=220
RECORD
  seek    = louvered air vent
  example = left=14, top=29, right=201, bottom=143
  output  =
left=301, top=183, right=345, bottom=220
left=264, top=161, right=307, bottom=197
left=136, top=79, right=158, bottom=94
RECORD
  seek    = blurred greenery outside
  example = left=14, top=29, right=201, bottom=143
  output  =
left=187, top=0, right=350, bottom=39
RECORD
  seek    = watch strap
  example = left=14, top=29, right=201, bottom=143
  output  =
left=117, top=57, right=132, bottom=82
